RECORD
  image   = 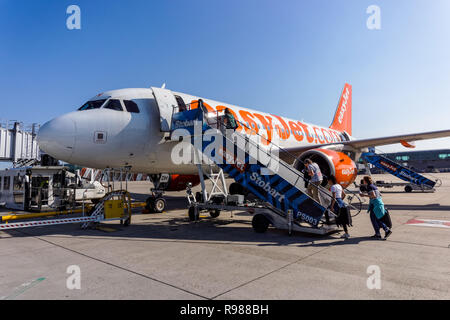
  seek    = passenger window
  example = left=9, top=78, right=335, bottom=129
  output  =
left=78, top=99, right=107, bottom=111
left=104, top=99, right=123, bottom=111
left=4, top=176, right=10, bottom=191
left=123, top=100, right=140, bottom=113
left=175, top=95, right=187, bottom=112
left=13, top=176, right=23, bottom=191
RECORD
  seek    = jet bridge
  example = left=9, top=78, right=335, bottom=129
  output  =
left=170, top=102, right=361, bottom=235
left=0, top=121, right=40, bottom=166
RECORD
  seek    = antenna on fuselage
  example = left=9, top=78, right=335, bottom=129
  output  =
left=161, top=83, right=166, bottom=89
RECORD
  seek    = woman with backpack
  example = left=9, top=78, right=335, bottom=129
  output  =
left=328, top=175, right=352, bottom=239
left=360, top=176, right=392, bottom=240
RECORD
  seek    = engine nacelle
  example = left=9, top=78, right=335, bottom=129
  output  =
left=296, top=149, right=357, bottom=188
left=159, top=174, right=201, bottom=191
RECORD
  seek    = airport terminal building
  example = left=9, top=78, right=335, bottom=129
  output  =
left=383, top=149, right=450, bottom=173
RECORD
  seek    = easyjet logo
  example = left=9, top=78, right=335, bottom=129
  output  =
left=380, top=161, right=397, bottom=172
left=338, top=87, right=350, bottom=124
left=341, top=168, right=355, bottom=176
left=190, top=99, right=343, bottom=145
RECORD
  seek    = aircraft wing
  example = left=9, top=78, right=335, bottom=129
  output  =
left=343, top=129, right=450, bottom=149
left=283, top=129, right=450, bottom=155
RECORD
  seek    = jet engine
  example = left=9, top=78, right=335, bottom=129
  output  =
left=296, top=149, right=357, bottom=188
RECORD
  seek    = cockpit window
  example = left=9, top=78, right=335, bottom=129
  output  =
left=123, top=100, right=140, bottom=113
left=78, top=99, right=107, bottom=111
left=103, top=99, right=124, bottom=111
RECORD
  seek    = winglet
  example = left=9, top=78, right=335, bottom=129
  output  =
left=330, top=83, right=352, bottom=136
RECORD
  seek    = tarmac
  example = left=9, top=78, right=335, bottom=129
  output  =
left=0, top=173, right=449, bottom=300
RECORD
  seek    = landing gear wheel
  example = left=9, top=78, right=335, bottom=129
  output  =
left=404, top=185, right=413, bottom=193
left=252, top=214, right=270, bottom=233
left=153, top=197, right=166, bottom=213
left=188, top=206, right=199, bottom=221
left=145, top=196, right=155, bottom=213
left=209, top=209, right=220, bottom=218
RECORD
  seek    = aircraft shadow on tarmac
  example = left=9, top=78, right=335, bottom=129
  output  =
left=0, top=215, right=350, bottom=248
left=0, top=193, right=444, bottom=246
left=135, top=192, right=450, bottom=212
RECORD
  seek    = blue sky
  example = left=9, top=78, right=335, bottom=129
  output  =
left=1, top=0, right=450, bottom=156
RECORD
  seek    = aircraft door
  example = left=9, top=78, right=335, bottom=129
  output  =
left=151, top=87, right=179, bottom=132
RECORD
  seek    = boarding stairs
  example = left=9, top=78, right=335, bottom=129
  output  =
left=361, top=152, right=440, bottom=191
left=170, top=102, right=351, bottom=231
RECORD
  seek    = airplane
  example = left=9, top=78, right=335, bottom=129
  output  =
left=37, top=84, right=450, bottom=212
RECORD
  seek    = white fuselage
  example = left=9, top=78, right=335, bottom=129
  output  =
left=37, top=88, right=348, bottom=174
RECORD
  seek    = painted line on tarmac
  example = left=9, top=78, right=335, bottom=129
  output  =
left=406, top=218, right=450, bottom=229
left=0, top=277, right=46, bottom=300
left=210, top=246, right=332, bottom=300
left=14, top=229, right=209, bottom=300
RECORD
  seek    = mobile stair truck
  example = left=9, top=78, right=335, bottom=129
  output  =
left=169, top=100, right=361, bottom=236
left=361, top=152, right=441, bottom=193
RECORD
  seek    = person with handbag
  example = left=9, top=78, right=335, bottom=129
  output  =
left=360, top=176, right=392, bottom=240
left=328, top=175, right=352, bottom=239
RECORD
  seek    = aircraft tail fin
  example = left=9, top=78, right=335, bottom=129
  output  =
left=329, top=83, right=352, bottom=136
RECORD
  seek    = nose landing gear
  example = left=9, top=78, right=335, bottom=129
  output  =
left=145, top=191, right=166, bottom=213
left=145, top=173, right=171, bottom=213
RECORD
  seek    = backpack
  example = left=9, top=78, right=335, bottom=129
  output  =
left=380, top=208, right=392, bottom=229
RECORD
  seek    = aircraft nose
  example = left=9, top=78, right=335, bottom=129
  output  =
left=37, top=114, right=76, bottom=162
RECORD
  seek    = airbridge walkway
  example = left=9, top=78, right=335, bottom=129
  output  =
left=0, top=121, right=40, bottom=166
